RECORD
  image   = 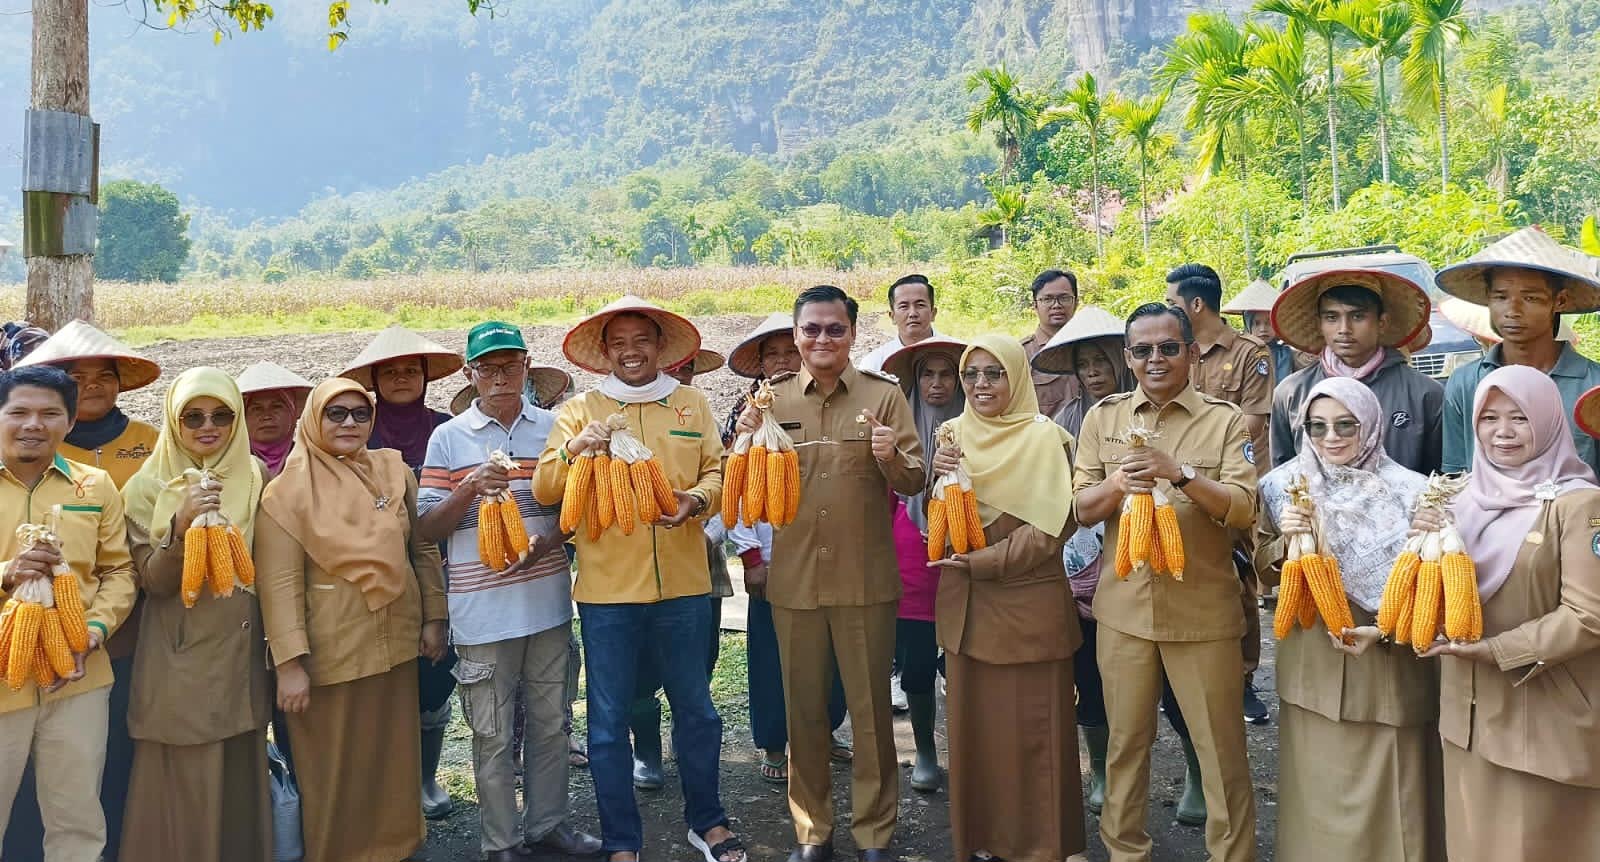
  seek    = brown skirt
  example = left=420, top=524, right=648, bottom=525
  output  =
left=1444, top=739, right=1600, bottom=861
left=118, top=729, right=273, bottom=862
left=1275, top=703, right=1444, bottom=862
left=947, top=651, right=1085, bottom=862
left=287, top=664, right=425, bottom=862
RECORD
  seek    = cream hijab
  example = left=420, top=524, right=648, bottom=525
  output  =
left=953, top=334, right=1074, bottom=537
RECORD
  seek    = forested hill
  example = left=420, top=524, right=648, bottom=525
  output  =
left=2, top=0, right=1266, bottom=221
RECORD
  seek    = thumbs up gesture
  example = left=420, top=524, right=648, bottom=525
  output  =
left=860, top=410, right=897, bottom=462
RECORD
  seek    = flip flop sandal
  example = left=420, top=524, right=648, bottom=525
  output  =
left=688, top=830, right=747, bottom=862
left=759, top=754, right=788, bottom=783
left=829, top=741, right=854, bottom=763
left=569, top=745, right=590, bottom=769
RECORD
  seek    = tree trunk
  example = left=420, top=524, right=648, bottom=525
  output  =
left=1376, top=60, right=1391, bottom=184
left=1089, top=131, right=1103, bottom=258
left=27, top=0, right=94, bottom=330
left=1326, top=43, right=1341, bottom=210
left=1437, top=61, right=1450, bottom=194
left=1295, top=119, right=1309, bottom=216
left=1139, top=148, right=1150, bottom=254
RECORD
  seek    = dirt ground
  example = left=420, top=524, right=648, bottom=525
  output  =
left=119, top=319, right=1284, bottom=862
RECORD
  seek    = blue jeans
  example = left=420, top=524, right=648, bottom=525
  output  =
left=747, top=596, right=846, bottom=752
left=580, top=596, right=727, bottom=853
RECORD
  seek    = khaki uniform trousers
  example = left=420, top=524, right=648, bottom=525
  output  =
left=0, top=686, right=111, bottom=862
left=1099, top=627, right=1257, bottom=862
left=772, top=601, right=898, bottom=849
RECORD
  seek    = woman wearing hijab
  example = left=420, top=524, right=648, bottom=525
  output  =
left=1256, top=377, right=1442, bottom=862
left=1393, top=367, right=1600, bottom=860
left=117, top=369, right=273, bottom=861
left=238, top=362, right=313, bottom=479
left=256, top=378, right=448, bottom=862
left=929, top=334, right=1085, bottom=862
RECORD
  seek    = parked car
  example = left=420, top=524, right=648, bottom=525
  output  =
left=1275, top=245, right=1483, bottom=380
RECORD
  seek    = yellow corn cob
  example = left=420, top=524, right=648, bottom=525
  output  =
left=584, top=491, right=603, bottom=543
left=1302, top=553, right=1352, bottom=636
left=632, top=461, right=662, bottom=523
left=479, top=498, right=507, bottom=568
left=40, top=609, right=74, bottom=678
left=766, top=450, right=787, bottom=528
left=594, top=453, right=616, bottom=531
left=926, top=498, right=947, bottom=561
left=560, top=454, right=593, bottom=534
left=1467, top=565, right=1483, bottom=642
left=182, top=525, right=208, bottom=608
left=501, top=493, right=530, bottom=566
left=1412, top=559, right=1444, bottom=651
left=1376, top=548, right=1422, bottom=636
left=611, top=457, right=637, bottom=535
left=1441, top=552, right=1480, bottom=642
left=227, top=526, right=256, bottom=588
left=645, top=459, right=678, bottom=517
left=1128, top=493, right=1155, bottom=568
left=1327, top=556, right=1356, bottom=638
left=208, top=524, right=235, bottom=598
left=7, top=601, right=41, bottom=691
left=1153, top=504, right=1185, bottom=581
left=721, top=452, right=747, bottom=529
left=942, top=482, right=968, bottom=554
left=745, top=445, right=768, bottom=525
left=1273, top=559, right=1307, bottom=640
left=0, top=605, right=15, bottom=680
left=32, top=642, right=55, bottom=689
left=1392, top=584, right=1416, bottom=646
left=52, top=574, right=88, bottom=654
left=962, top=488, right=987, bottom=552
left=1115, top=509, right=1133, bottom=578
left=1150, top=520, right=1168, bottom=574
left=783, top=450, right=800, bottom=526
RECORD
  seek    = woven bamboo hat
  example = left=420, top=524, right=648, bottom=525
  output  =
left=1031, top=306, right=1125, bottom=375
left=451, top=363, right=575, bottom=415
left=881, top=336, right=966, bottom=393
left=1436, top=226, right=1600, bottom=312
left=668, top=349, right=726, bottom=377
left=1221, top=279, right=1280, bottom=315
left=15, top=319, right=161, bottom=391
left=728, top=312, right=795, bottom=379
left=339, top=326, right=464, bottom=390
left=1438, top=296, right=1578, bottom=344
left=1270, top=269, right=1430, bottom=354
left=1577, top=385, right=1600, bottom=439
left=236, top=362, right=313, bottom=398
left=562, top=295, right=701, bottom=375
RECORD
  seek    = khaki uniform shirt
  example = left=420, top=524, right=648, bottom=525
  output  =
left=1022, top=330, right=1081, bottom=423
left=1191, top=326, right=1272, bottom=472
left=766, top=365, right=925, bottom=610
left=1072, top=386, right=1257, bottom=642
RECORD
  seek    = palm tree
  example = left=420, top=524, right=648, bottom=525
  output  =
left=1239, top=21, right=1315, bottom=211
left=1043, top=72, right=1110, bottom=256
left=1334, top=0, right=1412, bottom=183
left=1106, top=91, right=1169, bottom=253
left=978, top=187, right=1027, bottom=248
left=1257, top=0, right=1349, bottom=208
left=1402, top=0, right=1472, bottom=193
left=1467, top=82, right=1513, bottom=200
left=966, top=65, right=1038, bottom=182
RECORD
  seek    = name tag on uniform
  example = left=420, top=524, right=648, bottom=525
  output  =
left=779, top=422, right=802, bottom=431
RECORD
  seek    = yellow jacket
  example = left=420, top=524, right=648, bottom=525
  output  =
left=535, top=387, right=723, bottom=605
left=60, top=419, right=160, bottom=490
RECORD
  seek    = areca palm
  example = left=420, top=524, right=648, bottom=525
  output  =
left=966, top=65, right=1038, bottom=182
left=1106, top=91, right=1170, bottom=253
left=1240, top=21, right=1315, bottom=211
left=1042, top=72, right=1109, bottom=256
left=1334, top=0, right=1412, bottom=183
left=1256, top=0, right=1348, bottom=208
left=1402, top=0, right=1473, bottom=193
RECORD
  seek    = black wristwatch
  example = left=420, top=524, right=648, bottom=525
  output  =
left=1173, top=464, right=1196, bottom=489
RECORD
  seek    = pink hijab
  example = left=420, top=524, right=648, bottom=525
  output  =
left=1451, top=365, right=1598, bottom=601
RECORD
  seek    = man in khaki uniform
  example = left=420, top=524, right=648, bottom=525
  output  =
left=1072, top=303, right=1258, bottom=862
left=1020, top=268, right=1083, bottom=421
left=737, top=285, right=925, bottom=862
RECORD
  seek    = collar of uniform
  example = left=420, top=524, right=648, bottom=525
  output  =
left=465, top=395, right=539, bottom=431
left=0, top=453, right=75, bottom=487
left=799, top=363, right=858, bottom=394
left=1194, top=324, right=1237, bottom=356
left=1485, top=341, right=1595, bottom=379
left=1129, top=383, right=1205, bottom=415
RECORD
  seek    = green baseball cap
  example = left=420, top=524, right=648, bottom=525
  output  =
left=465, top=321, right=528, bottom=362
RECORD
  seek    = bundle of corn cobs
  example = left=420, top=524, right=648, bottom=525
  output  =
left=560, top=414, right=679, bottom=541
left=1113, top=423, right=1185, bottom=580
left=926, top=422, right=986, bottom=561
left=479, top=449, right=532, bottom=569
left=1272, top=476, right=1355, bottom=642
left=180, top=470, right=256, bottom=608
left=1376, top=474, right=1480, bottom=650
left=721, top=382, right=800, bottom=529
left=1, top=511, right=90, bottom=691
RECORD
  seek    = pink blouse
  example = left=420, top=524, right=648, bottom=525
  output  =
left=893, top=498, right=940, bottom=621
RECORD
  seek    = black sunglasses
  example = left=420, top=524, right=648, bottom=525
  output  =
left=1127, top=341, right=1187, bottom=361
left=179, top=409, right=236, bottom=430
left=1304, top=419, right=1361, bottom=439
left=324, top=405, right=374, bottom=425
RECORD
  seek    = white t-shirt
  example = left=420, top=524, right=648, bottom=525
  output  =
left=858, top=328, right=944, bottom=374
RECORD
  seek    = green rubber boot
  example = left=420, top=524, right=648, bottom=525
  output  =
left=907, top=691, right=941, bottom=792
left=1082, top=725, right=1108, bottom=815
left=1176, top=734, right=1206, bottom=827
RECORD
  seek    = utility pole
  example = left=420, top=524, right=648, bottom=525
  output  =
left=24, top=0, right=97, bottom=329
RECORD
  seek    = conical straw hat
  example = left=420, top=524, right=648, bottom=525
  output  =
left=728, top=312, right=795, bottom=379
left=339, top=326, right=463, bottom=389
left=1438, top=296, right=1579, bottom=344
left=15, top=319, right=161, bottom=391
left=1437, top=226, right=1600, bottom=312
left=562, top=295, right=701, bottom=375
left=668, top=349, right=726, bottom=377
left=236, top=362, right=313, bottom=397
left=1221, top=279, right=1281, bottom=315
left=881, top=336, right=967, bottom=393
left=1031, top=306, right=1126, bottom=375
left=451, top=364, right=576, bottom=415
left=1270, top=269, right=1430, bottom=355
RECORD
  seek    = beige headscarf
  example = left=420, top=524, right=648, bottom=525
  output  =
left=953, top=334, right=1075, bottom=536
left=124, top=367, right=264, bottom=548
left=260, top=378, right=414, bottom=611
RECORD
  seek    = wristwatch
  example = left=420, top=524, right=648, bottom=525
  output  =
left=1173, top=464, right=1196, bottom=489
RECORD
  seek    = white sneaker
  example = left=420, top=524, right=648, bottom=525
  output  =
left=890, top=671, right=909, bottom=713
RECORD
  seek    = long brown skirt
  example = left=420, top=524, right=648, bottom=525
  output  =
left=118, top=728, right=272, bottom=862
left=1274, top=704, right=1444, bottom=862
left=947, top=651, right=1085, bottom=862
left=287, top=664, right=425, bottom=862
left=1443, top=739, right=1600, bottom=861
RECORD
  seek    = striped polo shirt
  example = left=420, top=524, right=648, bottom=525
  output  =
left=418, top=396, right=572, bottom=646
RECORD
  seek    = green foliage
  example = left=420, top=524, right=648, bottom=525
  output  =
left=150, top=0, right=490, bottom=51
left=95, top=180, right=192, bottom=283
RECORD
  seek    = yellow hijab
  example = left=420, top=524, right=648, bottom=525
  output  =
left=260, top=378, right=413, bottom=611
left=953, top=334, right=1075, bottom=537
left=124, top=367, right=264, bottom=548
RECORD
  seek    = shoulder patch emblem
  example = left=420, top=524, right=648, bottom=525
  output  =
left=1255, top=358, right=1270, bottom=377
left=1592, top=532, right=1600, bottom=558
left=1391, top=410, right=1412, bottom=429
left=1243, top=440, right=1256, bottom=465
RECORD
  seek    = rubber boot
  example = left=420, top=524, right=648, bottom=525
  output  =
left=630, top=697, right=665, bottom=791
left=907, top=691, right=941, bottom=792
left=1175, top=734, right=1206, bottom=827
left=420, top=725, right=454, bottom=819
left=1082, top=725, right=1108, bottom=815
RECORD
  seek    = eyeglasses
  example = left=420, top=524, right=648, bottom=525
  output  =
left=960, top=368, right=1007, bottom=385
left=1303, top=419, right=1361, bottom=439
left=799, top=323, right=851, bottom=340
left=1035, top=294, right=1077, bottom=308
left=179, top=409, right=235, bottom=430
left=323, top=405, right=374, bottom=425
left=1127, top=341, right=1187, bottom=361
left=470, top=362, right=525, bottom=382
